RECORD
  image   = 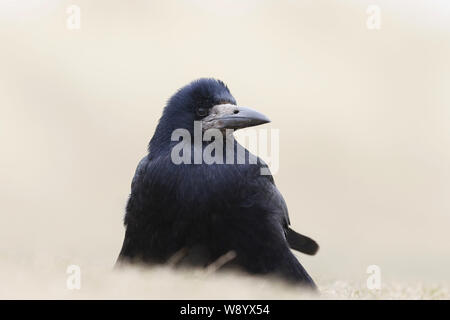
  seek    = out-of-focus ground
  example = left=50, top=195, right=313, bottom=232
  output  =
left=0, top=0, right=449, bottom=299
left=0, top=257, right=448, bottom=299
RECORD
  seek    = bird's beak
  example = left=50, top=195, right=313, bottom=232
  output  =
left=214, top=105, right=271, bottom=130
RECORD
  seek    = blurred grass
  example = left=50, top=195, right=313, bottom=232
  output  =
left=0, top=256, right=448, bottom=299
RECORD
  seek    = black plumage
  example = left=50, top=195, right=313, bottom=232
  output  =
left=117, top=78, right=318, bottom=288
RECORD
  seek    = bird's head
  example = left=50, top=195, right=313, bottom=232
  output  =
left=157, top=78, right=270, bottom=135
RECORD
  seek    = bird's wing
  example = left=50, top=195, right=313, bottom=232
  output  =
left=131, top=155, right=150, bottom=191
left=259, top=167, right=319, bottom=256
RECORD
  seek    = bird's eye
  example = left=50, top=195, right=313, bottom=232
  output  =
left=197, top=108, right=208, bottom=117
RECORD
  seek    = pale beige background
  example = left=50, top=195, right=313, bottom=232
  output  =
left=0, top=0, right=449, bottom=298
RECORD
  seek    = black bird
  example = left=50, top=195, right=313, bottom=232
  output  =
left=117, top=78, right=319, bottom=288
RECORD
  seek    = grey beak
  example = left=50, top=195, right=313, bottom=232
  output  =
left=216, top=106, right=271, bottom=130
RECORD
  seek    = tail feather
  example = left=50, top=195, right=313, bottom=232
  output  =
left=286, top=228, right=319, bottom=255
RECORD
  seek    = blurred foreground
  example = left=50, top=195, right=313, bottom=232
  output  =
left=0, top=254, right=448, bottom=299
